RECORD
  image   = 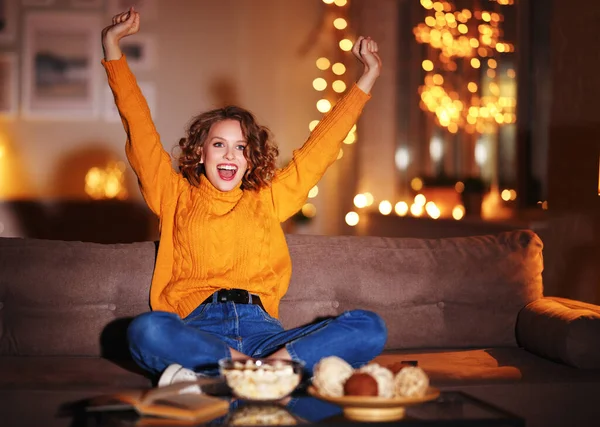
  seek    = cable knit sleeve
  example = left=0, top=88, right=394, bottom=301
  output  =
left=102, top=55, right=181, bottom=216
left=270, top=84, right=371, bottom=222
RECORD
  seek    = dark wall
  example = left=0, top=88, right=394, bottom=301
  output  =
left=0, top=200, right=159, bottom=243
left=545, top=0, right=600, bottom=304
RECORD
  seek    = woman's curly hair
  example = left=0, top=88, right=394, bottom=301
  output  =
left=177, top=106, right=279, bottom=191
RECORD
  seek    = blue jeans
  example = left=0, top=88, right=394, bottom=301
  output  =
left=127, top=293, right=387, bottom=378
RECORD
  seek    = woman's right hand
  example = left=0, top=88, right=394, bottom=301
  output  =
left=101, top=7, right=140, bottom=60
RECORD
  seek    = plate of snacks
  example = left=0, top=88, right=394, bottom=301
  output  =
left=308, top=356, right=439, bottom=421
left=219, top=358, right=304, bottom=402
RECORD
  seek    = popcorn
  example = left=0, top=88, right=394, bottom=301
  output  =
left=220, top=359, right=302, bottom=401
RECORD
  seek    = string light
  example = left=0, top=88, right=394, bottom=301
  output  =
left=85, top=161, right=128, bottom=200
left=395, top=201, right=409, bottom=216
left=414, top=0, right=516, bottom=134
left=333, top=18, right=347, bottom=30
left=332, top=80, right=346, bottom=93
left=303, top=0, right=353, bottom=224
left=302, top=203, right=317, bottom=218
left=316, top=57, right=331, bottom=70
left=332, top=63, right=346, bottom=75
left=316, top=99, right=332, bottom=113
left=452, top=205, right=465, bottom=220
left=312, top=78, right=327, bottom=91
left=345, top=211, right=359, bottom=226
left=410, top=203, right=424, bottom=217
left=354, top=194, right=368, bottom=208
left=343, top=131, right=356, bottom=144
left=425, top=201, right=441, bottom=219
left=339, top=39, right=353, bottom=51
left=379, top=201, right=393, bottom=215
left=411, top=177, right=424, bottom=191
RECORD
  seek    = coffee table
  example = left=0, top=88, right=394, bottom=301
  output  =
left=81, top=390, right=524, bottom=426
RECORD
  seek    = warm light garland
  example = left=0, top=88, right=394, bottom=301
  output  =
left=302, top=0, right=356, bottom=225
left=414, top=0, right=516, bottom=134
left=303, top=0, right=520, bottom=228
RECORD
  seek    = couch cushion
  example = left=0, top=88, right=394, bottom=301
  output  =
left=282, top=230, right=544, bottom=349
left=0, top=238, right=154, bottom=356
left=517, top=297, right=600, bottom=369
left=0, top=230, right=544, bottom=356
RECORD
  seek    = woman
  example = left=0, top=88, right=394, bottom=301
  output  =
left=101, top=7, right=387, bottom=386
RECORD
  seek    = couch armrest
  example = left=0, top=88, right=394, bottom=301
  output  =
left=516, top=297, right=600, bottom=369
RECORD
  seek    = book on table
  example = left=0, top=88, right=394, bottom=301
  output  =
left=88, top=380, right=230, bottom=423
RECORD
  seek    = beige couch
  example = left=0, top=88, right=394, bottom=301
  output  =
left=1, top=230, right=599, bottom=426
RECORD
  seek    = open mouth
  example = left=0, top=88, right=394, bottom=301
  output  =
left=217, top=164, right=238, bottom=181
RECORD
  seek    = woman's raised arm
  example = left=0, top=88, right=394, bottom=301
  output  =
left=101, top=8, right=181, bottom=216
left=270, top=36, right=382, bottom=222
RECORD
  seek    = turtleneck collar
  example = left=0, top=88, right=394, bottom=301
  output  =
left=197, top=174, right=243, bottom=207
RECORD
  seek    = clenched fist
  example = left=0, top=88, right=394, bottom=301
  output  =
left=352, top=36, right=382, bottom=77
left=352, top=36, right=382, bottom=94
left=101, top=7, right=140, bottom=61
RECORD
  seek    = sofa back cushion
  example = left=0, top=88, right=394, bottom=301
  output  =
left=0, top=238, right=154, bottom=357
left=0, top=229, right=544, bottom=356
left=281, top=229, right=544, bottom=349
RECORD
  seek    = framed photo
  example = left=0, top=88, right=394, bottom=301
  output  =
left=70, top=0, right=103, bottom=8
left=22, top=12, right=102, bottom=120
left=0, top=53, right=18, bottom=117
left=108, top=0, right=157, bottom=21
left=120, top=34, right=156, bottom=70
left=22, top=0, right=55, bottom=6
left=0, top=0, right=17, bottom=44
left=103, top=81, right=156, bottom=122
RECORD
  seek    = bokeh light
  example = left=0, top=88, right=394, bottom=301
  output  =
left=345, top=211, right=359, bottom=226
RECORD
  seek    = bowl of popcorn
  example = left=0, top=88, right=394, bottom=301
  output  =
left=219, top=358, right=304, bottom=402
left=308, top=356, right=439, bottom=421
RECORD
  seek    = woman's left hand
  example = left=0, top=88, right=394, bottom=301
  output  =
left=353, top=36, right=382, bottom=94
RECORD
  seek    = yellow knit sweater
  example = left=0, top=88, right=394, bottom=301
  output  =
left=103, top=55, right=370, bottom=319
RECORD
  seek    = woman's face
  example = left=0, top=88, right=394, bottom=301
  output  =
left=201, top=119, right=248, bottom=192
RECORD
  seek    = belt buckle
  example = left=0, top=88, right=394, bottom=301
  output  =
left=220, top=289, right=249, bottom=304
left=217, top=290, right=229, bottom=303
left=232, top=289, right=249, bottom=304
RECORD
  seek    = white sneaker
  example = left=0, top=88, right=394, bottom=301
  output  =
left=158, top=363, right=199, bottom=387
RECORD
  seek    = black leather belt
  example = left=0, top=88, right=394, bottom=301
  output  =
left=202, top=289, right=264, bottom=310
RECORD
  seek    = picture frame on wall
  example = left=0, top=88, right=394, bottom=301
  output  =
left=22, top=0, right=55, bottom=6
left=108, top=0, right=157, bottom=20
left=22, top=12, right=102, bottom=120
left=0, top=0, right=17, bottom=44
left=103, top=81, right=156, bottom=122
left=120, top=34, right=156, bottom=70
left=70, top=0, right=103, bottom=8
left=0, top=53, right=18, bottom=118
